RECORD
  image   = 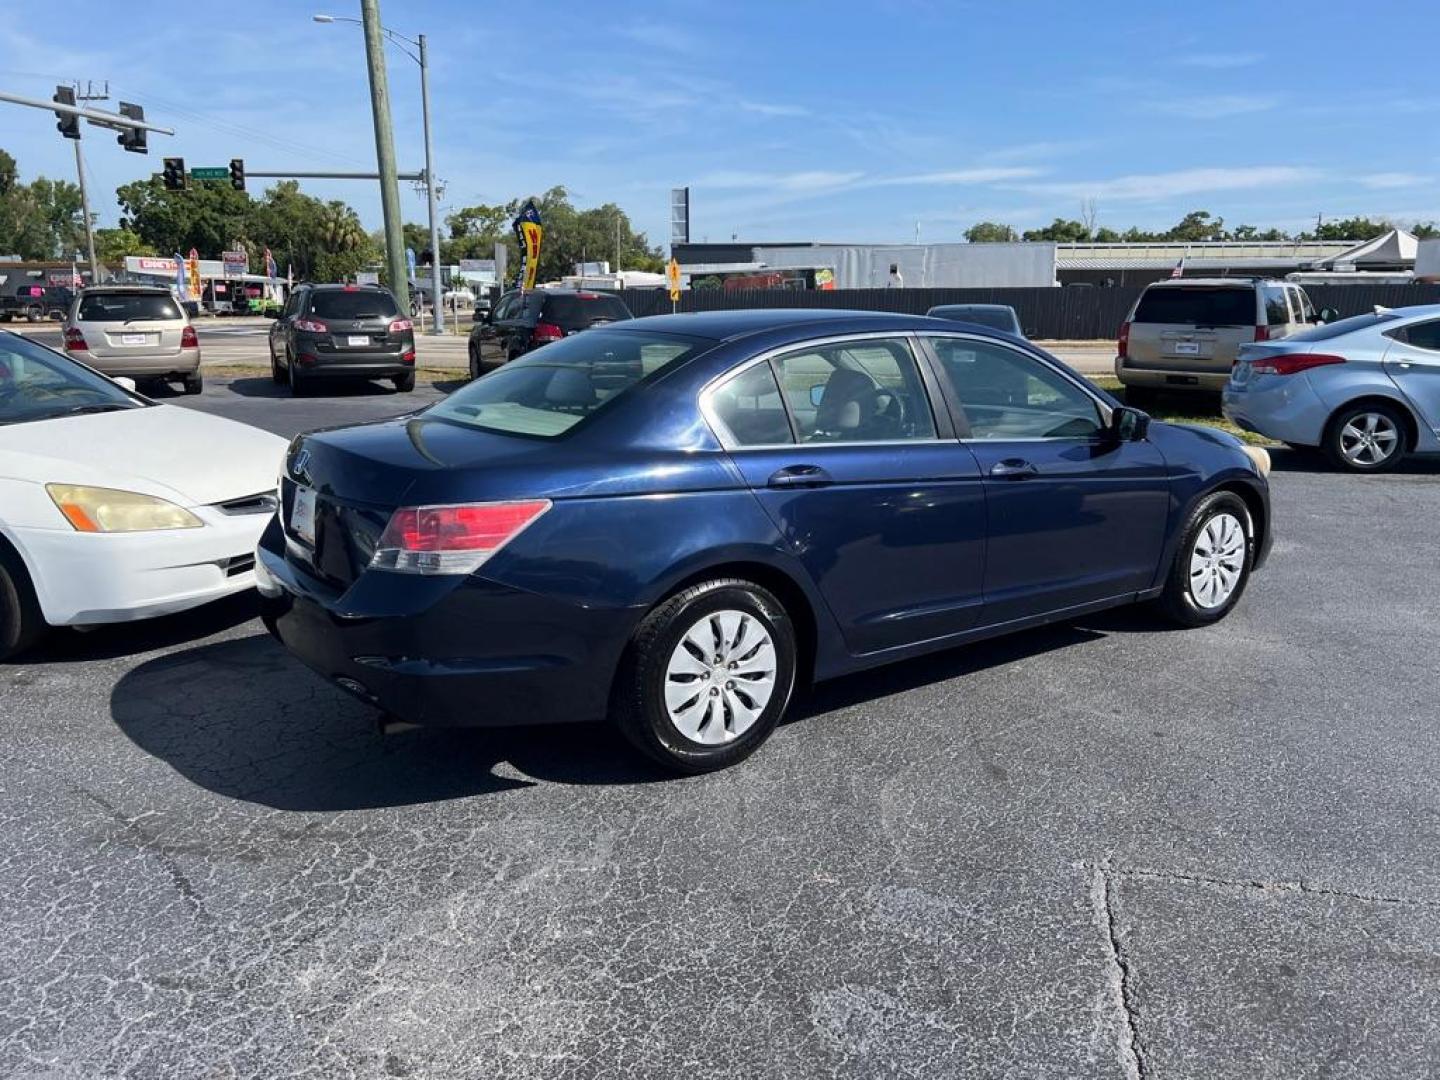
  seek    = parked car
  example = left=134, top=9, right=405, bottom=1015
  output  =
left=0, top=331, right=287, bottom=660
left=467, top=288, right=632, bottom=379
left=1223, top=304, right=1440, bottom=472
left=1, top=285, right=75, bottom=323
left=257, top=310, right=1273, bottom=773
left=267, top=283, right=416, bottom=395
left=62, top=285, right=203, bottom=394
left=1116, top=278, right=1319, bottom=402
left=926, top=303, right=1025, bottom=337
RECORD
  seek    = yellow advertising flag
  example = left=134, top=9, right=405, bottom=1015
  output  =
left=520, top=221, right=543, bottom=292
left=667, top=257, right=681, bottom=303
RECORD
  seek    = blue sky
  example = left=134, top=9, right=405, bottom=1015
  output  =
left=2, top=1, right=1436, bottom=250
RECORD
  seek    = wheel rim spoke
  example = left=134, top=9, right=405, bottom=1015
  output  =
left=1189, top=511, right=1246, bottom=610
left=664, top=608, right=778, bottom=745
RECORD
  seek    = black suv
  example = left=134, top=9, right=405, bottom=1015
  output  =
left=0, top=285, right=75, bottom=322
left=267, top=284, right=416, bottom=395
left=467, top=289, right=632, bottom=379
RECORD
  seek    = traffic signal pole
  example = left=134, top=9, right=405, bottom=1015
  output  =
left=71, top=139, right=98, bottom=283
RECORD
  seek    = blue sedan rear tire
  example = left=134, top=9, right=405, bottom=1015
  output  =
left=613, top=578, right=797, bottom=773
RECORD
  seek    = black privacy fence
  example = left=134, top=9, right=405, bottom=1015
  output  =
left=615, top=284, right=1440, bottom=340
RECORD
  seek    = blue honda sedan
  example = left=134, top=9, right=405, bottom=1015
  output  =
left=256, top=310, right=1273, bottom=772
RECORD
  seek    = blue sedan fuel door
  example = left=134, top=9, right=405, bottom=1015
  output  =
left=706, top=336, right=987, bottom=655
left=921, top=335, right=1170, bottom=626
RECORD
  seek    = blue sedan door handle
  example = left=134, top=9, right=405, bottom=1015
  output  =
left=767, top=465, right=834, bottom=489
left=989, top=458, right=1038, bottom=479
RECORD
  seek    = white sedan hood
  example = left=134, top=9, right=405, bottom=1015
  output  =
left=0, top=404, right=289, bottom=506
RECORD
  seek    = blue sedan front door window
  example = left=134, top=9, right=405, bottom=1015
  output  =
left=923, top=335, right=1171, bottom=624
left=711, top=337, right=988, bottom=654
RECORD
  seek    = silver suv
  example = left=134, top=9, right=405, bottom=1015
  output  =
left=63, top=286, right=203, bottom=394
left=1116, top=278, right=1318, bottom=400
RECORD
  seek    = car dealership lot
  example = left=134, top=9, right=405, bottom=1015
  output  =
left=3, top=381, right=1438, bottom=1078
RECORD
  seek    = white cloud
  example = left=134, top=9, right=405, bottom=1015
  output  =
left=1151, top=95, right=1279, bottom=118
left=874, top=167, right=1043, bottom=186
left=738, top=101, right=811, bottom=118
left=1178, top=52, right=1264, bottom=68
left=619, top=21, right=697, bottom=53
left=1360, top=172, right=1427, bottom=189
left=694, top=170, right=865, bottom=192
left=1020, top=166, right=1318, bottom=202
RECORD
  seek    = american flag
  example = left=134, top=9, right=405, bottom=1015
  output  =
left=1170, top=253, right=1186, bottom=279
left=264, top=248, right=277, bottom=280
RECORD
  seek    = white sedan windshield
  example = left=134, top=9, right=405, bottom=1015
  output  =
left=0, top=333, right=142, bottom=426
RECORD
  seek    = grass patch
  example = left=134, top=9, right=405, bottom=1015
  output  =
left=1084, top=375, right=1276, bottom=446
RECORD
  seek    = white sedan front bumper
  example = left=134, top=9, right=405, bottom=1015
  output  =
left=8, top=508, right=273, bottom=627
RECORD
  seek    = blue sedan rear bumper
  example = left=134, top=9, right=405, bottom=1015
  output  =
left=1222, top=372, right=1330, bottom=447
left=255, top=528, right=634, bottom=728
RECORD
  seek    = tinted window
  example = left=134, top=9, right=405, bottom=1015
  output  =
left=771, top=337, right=936, bottom=443
left=1133, top=287, right=1255, bottom=327
left=0, top=333, right=140, bottom=425
left=1290, top=311, right=1400, bottom=341
left=1402, top=320, right=1440, bottom=352
left=427, top=329, right=707, bottom=438
left=307, top=290, right=399, bottom=319
left=1263, top=286, right=1291, bottom=327
left=928, top=306, right=1018, bottom=332
left=542, top=294, right=632, bottom=329
left=710, top=361, right=791, bottom=446
left=77, top=292, right=183, bottom=322
left=928, top=337, right=1102, bottom=439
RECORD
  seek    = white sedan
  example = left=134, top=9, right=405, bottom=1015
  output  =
left=0, top=331, right=288, bottom=659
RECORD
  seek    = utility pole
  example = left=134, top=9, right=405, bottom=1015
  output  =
left=360, top=0, right=409, bottom=315
left=71, top=81, right=107, bottom=283
left=418, top=33, right=444, bottom=334
left=614, top=210, right=621, bottom=275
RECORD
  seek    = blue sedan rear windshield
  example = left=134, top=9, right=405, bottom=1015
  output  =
left=428, top=329, right=710, bottom=437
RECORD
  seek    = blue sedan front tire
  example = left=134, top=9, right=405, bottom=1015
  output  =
left=1157, top=491, right=1255, bottom=628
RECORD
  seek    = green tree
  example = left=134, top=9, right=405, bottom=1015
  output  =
left=116, top=175, right=253, bottom=256
left=1022, top=218, right=1092, bottom=242
left=94, top=227, right=155, bottom=261
left=964, top=221, right=1018, bottom=243
left=1412, top=222, right=1440, bottom=241
left=1301, top=216, right=1394, bottom=241
left=1164, top=210, right=1226, bottom=242
left=0, top=150, right=87, bottom=259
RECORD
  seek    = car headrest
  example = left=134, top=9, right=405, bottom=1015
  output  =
left=544, top=367, right=597, bottom=407
left=815, top=367, right=878, bottom=432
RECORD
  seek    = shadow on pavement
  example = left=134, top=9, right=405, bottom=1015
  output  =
left=110, top=633, right=666, bottom=811
left=16, top=592, right=261, bottom=665
left=108, top=602, right=1159, bottom=811
left=222, top=376, right=403, bottom=399
left=1267, top=446, right=1440, bottom=476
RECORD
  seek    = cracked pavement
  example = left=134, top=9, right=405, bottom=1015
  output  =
left=2, top=383, right=1438, bottom=1077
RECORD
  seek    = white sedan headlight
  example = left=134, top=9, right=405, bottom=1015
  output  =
left=46, top=484, right=203, bottom=533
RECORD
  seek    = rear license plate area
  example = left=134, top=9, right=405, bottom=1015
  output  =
left=1170, top=341, right=1201, bottom=356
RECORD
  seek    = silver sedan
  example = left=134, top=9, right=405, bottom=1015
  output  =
left=1223, top=304, right=1440, bottom=472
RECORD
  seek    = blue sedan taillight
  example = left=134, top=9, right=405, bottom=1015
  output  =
left=370, top=499, right=551, bottom=575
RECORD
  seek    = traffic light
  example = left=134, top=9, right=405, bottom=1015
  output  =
left=162, top=157, right=187, bottom=192
left=117, top=102, right=147, bottom=154
left=53, top=86, right=79, bottom=139
left=229, top=158, right=245, bottom=191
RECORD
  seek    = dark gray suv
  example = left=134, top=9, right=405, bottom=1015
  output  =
left=267, top=284, right=416, bottom=395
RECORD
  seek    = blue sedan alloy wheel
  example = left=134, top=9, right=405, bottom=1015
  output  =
left=1158, top=491, right=1255, bottom=627
left=615, top=579, right=797, bottom=773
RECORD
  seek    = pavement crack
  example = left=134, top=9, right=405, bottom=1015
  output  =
left=1112, top=864, right=1439, bottom=908
left=49, top=770, right=215, bottom=926
left=1090, top=864, right=1146, bottom=1080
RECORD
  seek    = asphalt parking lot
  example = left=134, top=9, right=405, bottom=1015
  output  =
left=3, top=378, right=1438, bottom=1078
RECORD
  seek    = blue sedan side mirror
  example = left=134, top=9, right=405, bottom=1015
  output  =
left=1111, top=406, right=1150, bottom=442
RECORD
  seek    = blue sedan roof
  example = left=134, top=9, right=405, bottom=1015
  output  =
left=621, top=308, right=954, bottom=342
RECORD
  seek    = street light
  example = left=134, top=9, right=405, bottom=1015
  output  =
left=314, top=11, right=445, bottom=334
